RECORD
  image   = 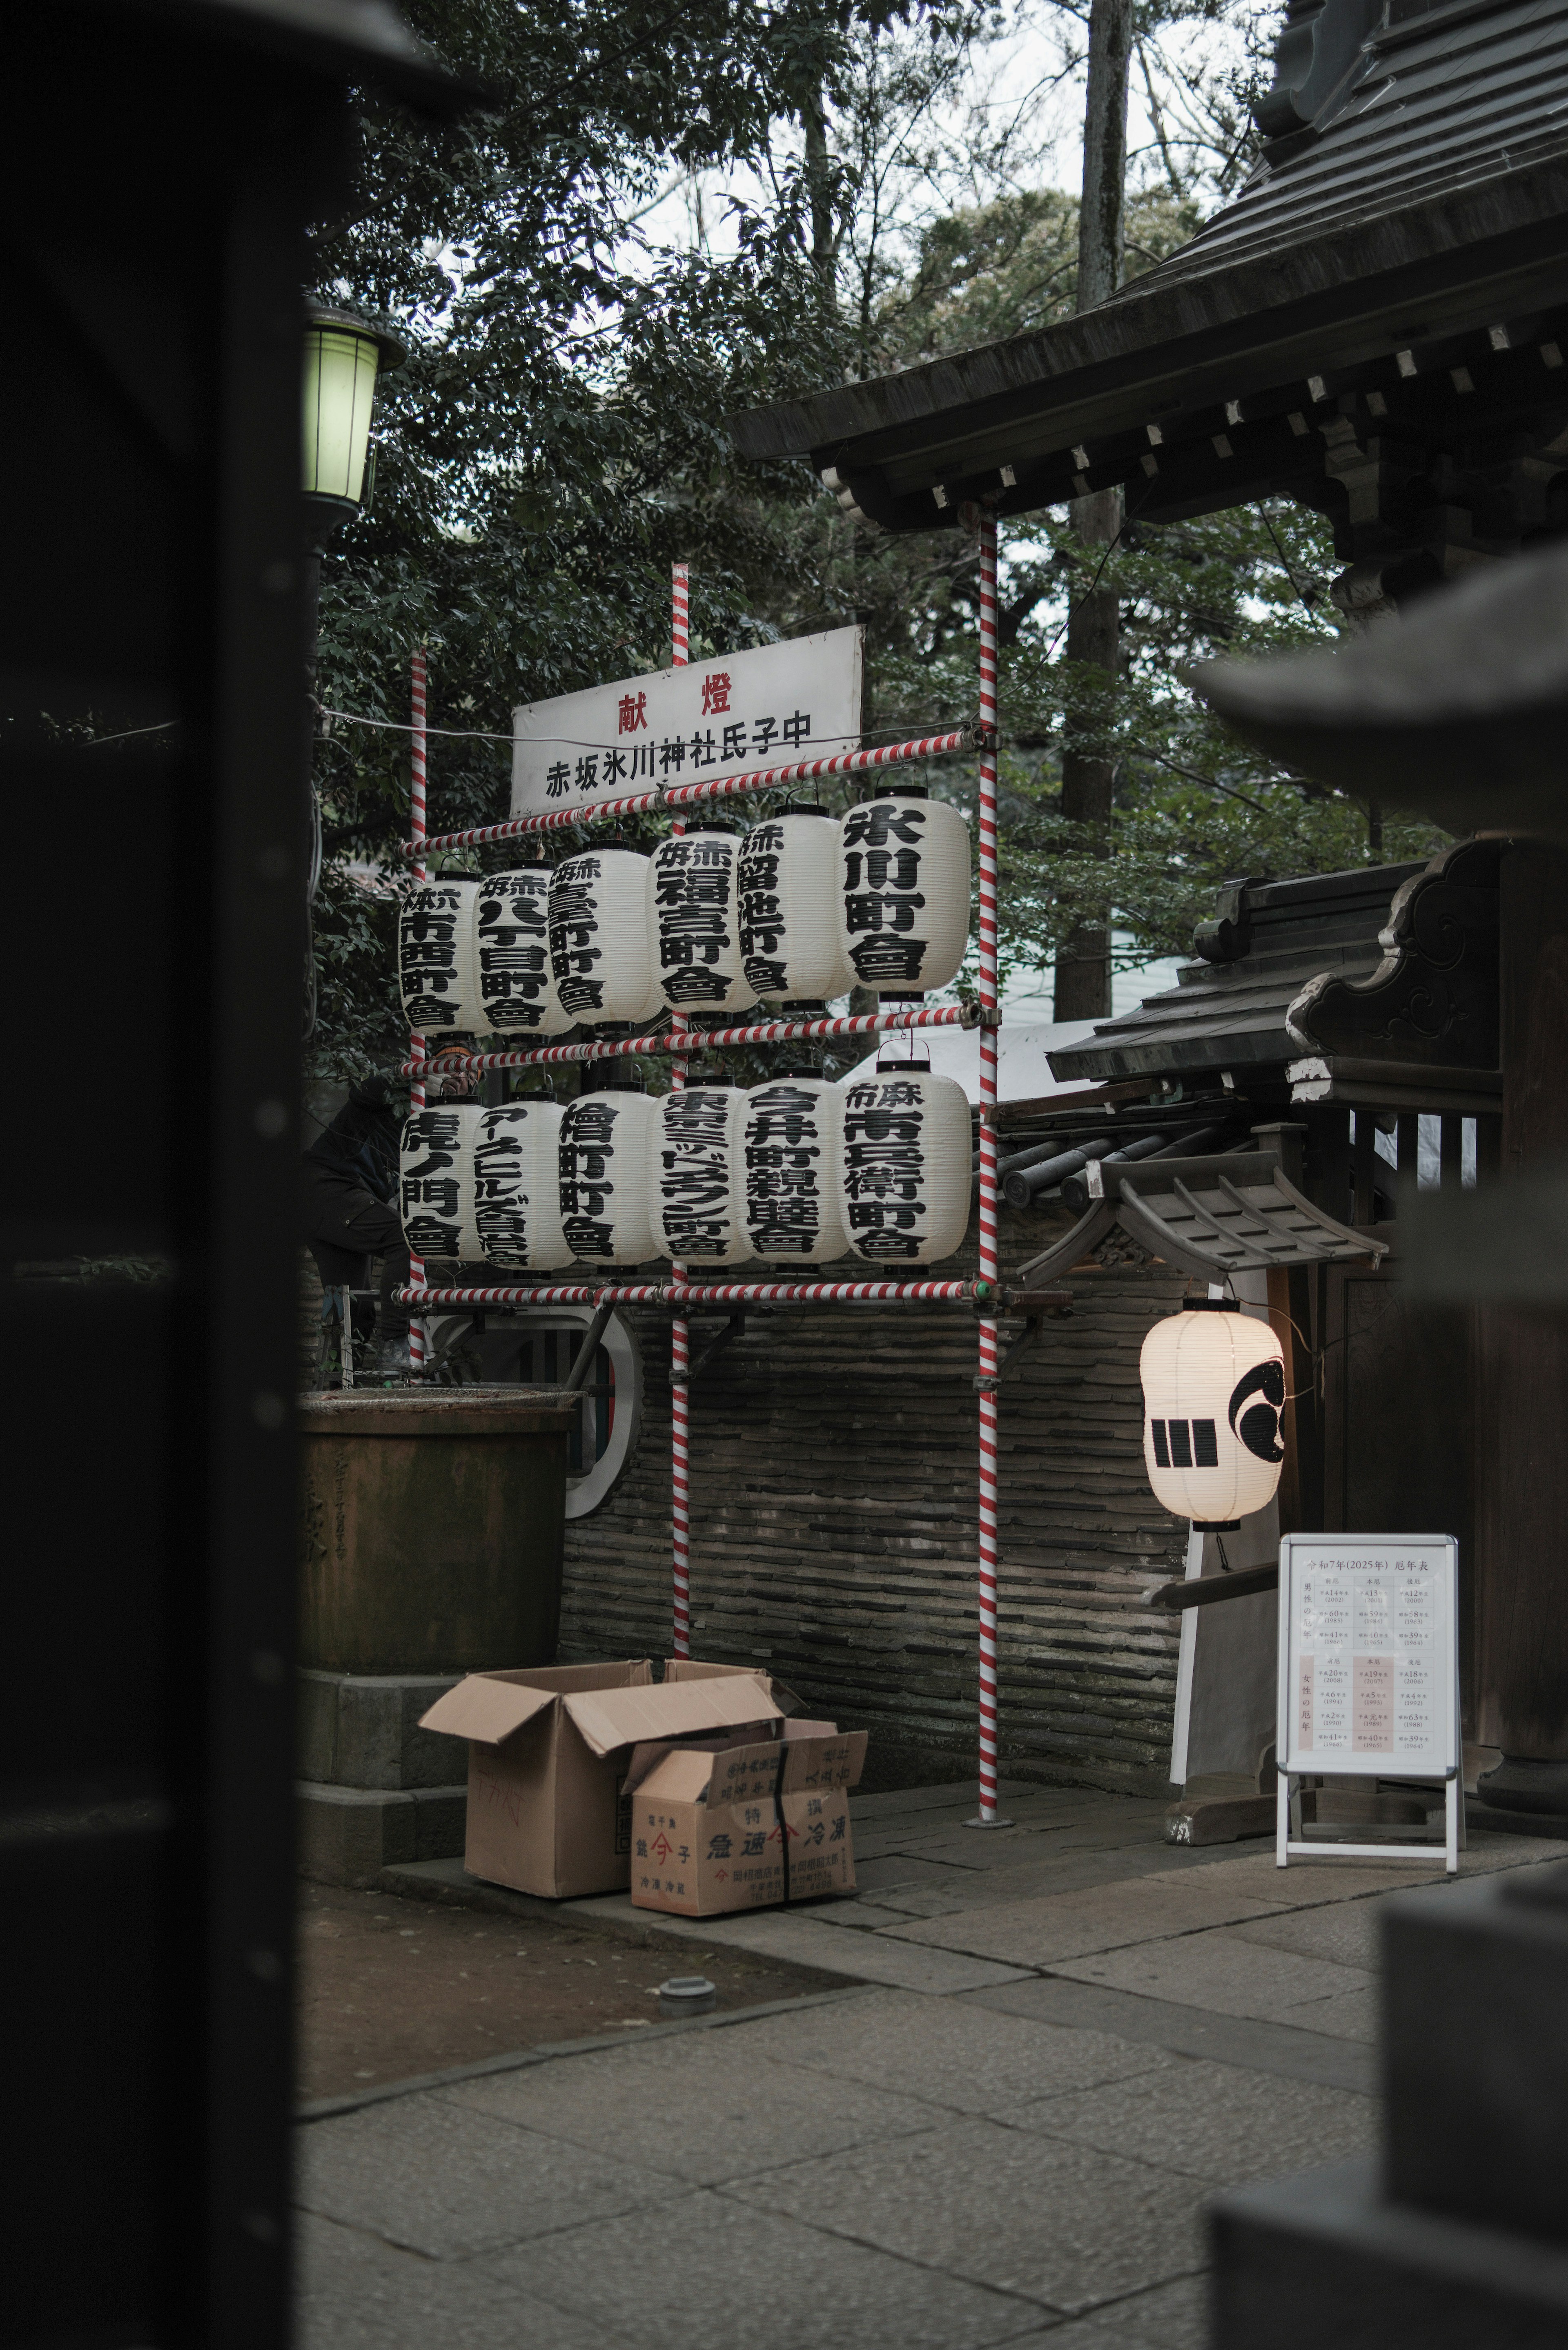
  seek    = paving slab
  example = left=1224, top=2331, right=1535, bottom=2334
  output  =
left=294, top=2211, right=632, bottom=2350
left=565, top=1893, right=1035, bottom=1991
left=1227, top=1901, right=1386, bottom=1971
left=723, top=1984, right=1174, bottom=2114
left=724, top=2112, right=1207, bottom=2314
left=1041, top=2275, right=1207, bottom=2348
left=294, top=2089, right=686, bottom=2260
left=479, top=2187, right=1052, bottom=2350
left=1050, top=1930, right=1377, bottom=2038
left=1015, top=2056, right=1378, bottom=2185
left=960, top=1976, right=1377, bottom=2095
left=879, top=1870, right=1289, bottom=1967
left=442, top=2029, right=940, bottom=2185
left=855, top=1853, right=978, bottom=1895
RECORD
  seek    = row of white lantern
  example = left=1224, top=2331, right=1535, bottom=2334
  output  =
left=398, top=1063, right=971, bottom=1270
left=397, top=791, right=971, bottom=1036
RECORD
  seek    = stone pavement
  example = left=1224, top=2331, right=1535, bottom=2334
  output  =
left=296, top=1781, right=1564, bottom=2348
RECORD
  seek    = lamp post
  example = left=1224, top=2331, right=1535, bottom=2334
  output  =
left=299, top=301, right=405, bottom=1033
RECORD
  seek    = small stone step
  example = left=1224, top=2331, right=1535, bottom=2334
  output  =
left=296, top=1780, right=467, bottom=1886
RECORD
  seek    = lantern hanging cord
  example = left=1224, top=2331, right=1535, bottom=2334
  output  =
left=316, top=706, right=935, bottom=755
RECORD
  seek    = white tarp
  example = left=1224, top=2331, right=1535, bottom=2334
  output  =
left=510, top=626, right=862, bottom=822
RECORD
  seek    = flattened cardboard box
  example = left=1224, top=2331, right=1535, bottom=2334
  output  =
left=630, top=1724, right=867, bottom=1917
left=419, top=1659, right=796, bottom=1898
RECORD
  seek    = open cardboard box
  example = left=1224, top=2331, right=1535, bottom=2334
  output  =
left=630, top=1718, right=867, bottom=1918
left=418, top=1658, right=800, bottom=1898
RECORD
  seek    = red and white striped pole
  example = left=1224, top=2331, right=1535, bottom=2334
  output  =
left=973, top=515, right=1007, bottom=1827
left=407, top=647, right=428, bottom=1377
left=669, top=562, right=692, bottom=1656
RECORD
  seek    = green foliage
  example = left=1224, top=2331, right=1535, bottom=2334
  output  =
left=307, top=0, right=1446, bottom=1084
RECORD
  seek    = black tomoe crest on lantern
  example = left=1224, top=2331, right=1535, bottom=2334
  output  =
left=1229, top=1358, right=1287, bottom=1464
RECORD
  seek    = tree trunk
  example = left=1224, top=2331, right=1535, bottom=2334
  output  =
left=804, top=94, right=835, bottom=292
left=1054, top=0, right=1131, bottom=1024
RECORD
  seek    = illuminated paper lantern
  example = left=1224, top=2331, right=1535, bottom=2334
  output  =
left=471, top=1101, right=572, bottom=1270
left=649, top=1086, right=751, bottom=1266
left=646, top=829, right=748, bottom=1013
left=742, top=1075, right=849, bottom=1264
left=837, top=1061, right=971, bottom=1264
left=737, top=811, right=856, bottom=1003
left=557, top=1080, right=660, bottom=1265
left=399, top=877, right=480, bottom=1034
left=470, top=869, right=570, bottom=1038
left=840, top=787, right=970, bottom=997
left=549, top=850, right=655, bottom=1024
left=399, top=1104, right=480, bottom=1264
left=1139, top=1304, right=1286, bottom=1527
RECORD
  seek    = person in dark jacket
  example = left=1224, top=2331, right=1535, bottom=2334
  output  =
left=301, top=1075, right=410, bottom=1368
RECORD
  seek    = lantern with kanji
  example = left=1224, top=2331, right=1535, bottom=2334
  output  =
left=399, top=1103, right=480, bottom=1264
left=471, top=1101, right=572, bottom=1270
left=548, top=850, right=655, bottom=1025
left=837, top=1053, right=971, bottom=1264
left=557, top=1074, right=659, bottom=1265
left=470, top=869, right=570, bottom=1039
left=1139, top=1302, right=1287, bottom=1528
left=399, top=876, right=480, bottom=1035
left=737, top=809, right=856, bottom=1004
left=649, top=1085, right=751, bottom=1265
left=742, top=1073, right=849, bottom=1264
left=646, top=829, right=748, bottom=1013
left=839, top=787, right=970, bottom=998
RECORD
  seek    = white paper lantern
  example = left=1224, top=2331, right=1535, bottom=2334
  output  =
left=742, top=1076, right=849, bottom=1264
left=470, top=870, right=570, bottom=1038
left=839, top=789, right=970, bottom=997
left=1139, top=1306, right=1286, bottom=1527
left=557, top=1083, right=660, bottom=1264
left=646, top=830, right=748, bottom=1014
left=399, top=877, right=480, bottom=1034
left=549, top=850, right=655, bottom=1024
left=837, top=1062, right=971, bottom=1264
left=738, top=812, right=856, bottom=1003
left=470, top=1101, right=573, bottom=1270
left=399, top=1103, right=480, bottom=1264
left=648, top=1086, right=751, bottom=1266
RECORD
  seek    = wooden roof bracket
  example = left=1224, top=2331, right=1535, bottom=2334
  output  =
left=1005, top=1151, right=1387, bottom=1286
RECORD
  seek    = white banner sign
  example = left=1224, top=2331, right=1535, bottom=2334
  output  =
left=511, top=626, right=862, bottom=822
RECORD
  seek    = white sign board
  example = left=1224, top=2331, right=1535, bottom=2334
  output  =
left=1276, top=1534, right=1461, bottom=1871
left=511, top=626, right=863, bottom=823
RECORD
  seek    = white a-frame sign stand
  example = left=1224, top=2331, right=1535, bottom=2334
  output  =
left=1276, top=1535, right=1463, bottom=1875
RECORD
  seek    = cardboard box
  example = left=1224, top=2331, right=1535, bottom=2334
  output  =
left=630, top=1721, right=867, bottom=1917
left=418, top=1659, right=796, bottom=1898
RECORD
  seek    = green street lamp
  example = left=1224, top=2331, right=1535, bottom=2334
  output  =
left=302, top=303, right=407, bottom=544
left=300, top=301, right=405, bottom=1039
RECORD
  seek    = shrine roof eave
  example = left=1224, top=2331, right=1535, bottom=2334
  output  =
left=730, top=157, right=1568, bottom=533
